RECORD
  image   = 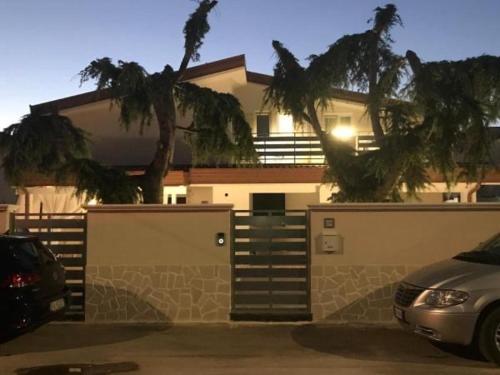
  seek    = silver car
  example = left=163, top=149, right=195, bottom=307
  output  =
left=394, top=233, right=500, bottom=365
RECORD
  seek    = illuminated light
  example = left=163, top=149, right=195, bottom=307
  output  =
left=216, top=232, right=226, bottom=247
left=278, top=114, right=294, bottom=134
left=331, top=126, right=355, bottom=140
left=87, top=198, right=98, bottom=206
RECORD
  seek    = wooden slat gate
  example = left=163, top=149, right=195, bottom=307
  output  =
left=231, top=210, right=311, bottom=321
left=11, top=213, right=87, bottom=321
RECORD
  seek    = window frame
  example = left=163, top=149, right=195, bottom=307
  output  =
left=256, top=112, right=271, bottom=137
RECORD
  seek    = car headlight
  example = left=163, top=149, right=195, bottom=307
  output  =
left=424, top=289, right=469, bottom=308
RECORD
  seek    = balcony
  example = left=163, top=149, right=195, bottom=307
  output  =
left=253, top=132, right=377, bottom=165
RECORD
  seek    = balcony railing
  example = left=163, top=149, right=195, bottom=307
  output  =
left=252, top=132, right=377, bottom=165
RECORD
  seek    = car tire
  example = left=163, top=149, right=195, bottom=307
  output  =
left=478, top=308, right=500, bottom=365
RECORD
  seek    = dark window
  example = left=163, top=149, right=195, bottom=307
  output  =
left=256, top=114, right=270, bottom=137
left=477, top=185, right=500, bottom=202
left=176, top=195, right=187, bottom=204
left=167, top=195, right=173, bottom=205
left=252, top=193, right=286, bottom=215
left=34, top=241, right=56, bottom=264
left=324, top=115, right=337, bottom=133
left=10, top=240, right=40, bottom=271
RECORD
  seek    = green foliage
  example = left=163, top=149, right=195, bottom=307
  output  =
left=266, top=3, right=500, bottom=202
left=80, top=58, right=153, bottom=133
left=324, top=131, right=430, bottom=202
left=3, top=1, right=254, bottom=205
left=0, top=113, right=89, bottom=185
left=183, top=0, right=218, bottom=63
left=408, top=54, right=500, bottom=185
left=79, top=0, right=254, bottom=204
left=264, top=41, right=309, bottom=122
left=0, top=112, right=140, bottom=204
left=371, top=4, right=402, bottom=39
left=58, top=159, right=140, bottom=204
left=306, top=4, right=404, bottom=107
left=176, top=82, right=258, bottom=165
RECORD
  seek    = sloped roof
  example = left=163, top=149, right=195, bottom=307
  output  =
left=31, top=54, right=371, bottom=113
left=31, top=55, right=246, bottom=114
left=246, top=70, right=370, bottom=104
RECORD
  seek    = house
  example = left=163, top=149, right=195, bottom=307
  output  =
left=17, top=55, right=500, bottom=212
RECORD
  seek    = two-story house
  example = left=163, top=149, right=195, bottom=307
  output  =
left=17, top=55, right=500, bottom=212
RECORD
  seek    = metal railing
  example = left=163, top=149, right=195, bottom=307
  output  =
left=252, top=132, right=377, bottom=165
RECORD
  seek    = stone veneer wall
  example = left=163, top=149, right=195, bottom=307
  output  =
left=86, top=264, right=231, bottom=322
left=308, top=204, right=500, bottom=323
left=311, top=265, right=421, bottom=323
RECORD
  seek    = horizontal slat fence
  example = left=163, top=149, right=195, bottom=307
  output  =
left=231, top=210, right=311, bottom=321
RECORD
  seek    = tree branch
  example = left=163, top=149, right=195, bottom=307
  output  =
left=177, top=0, right=217, bottom=81
left=405, top=50, right=422, bottom=76
left=305, top=101, right=336, bottom=166
left=175, top=125, right=201, bottom=133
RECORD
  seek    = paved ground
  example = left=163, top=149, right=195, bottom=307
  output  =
left=0, top=323, right=498, bottom=374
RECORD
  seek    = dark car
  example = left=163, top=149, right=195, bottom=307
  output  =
left=0, top=235, right=69, bottom=338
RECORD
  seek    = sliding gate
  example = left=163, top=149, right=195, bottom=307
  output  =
left=11, top=213, right=87, bottom=321
left=231, top=210, right=311, bottom=321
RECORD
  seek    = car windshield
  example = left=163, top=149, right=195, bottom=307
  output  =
left=454, top=233, right=500, bottom=265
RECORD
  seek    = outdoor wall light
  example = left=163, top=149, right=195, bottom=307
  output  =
left=331, top=125, right=355, bottom=140
left=216, top=232, right=226, bottom=247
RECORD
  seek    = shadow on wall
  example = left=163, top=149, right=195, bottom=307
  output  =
left=318, top=283, right=399, bottom=322
left=86, top=284, right=171, bottom=322
left=85, top=265, right=231, bottom=323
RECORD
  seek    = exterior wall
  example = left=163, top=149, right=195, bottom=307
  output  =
left=60, top=101, right=158, bottom=167
left=0, top=204, right=16, bottom=232
left=189, top=183, right=321, bottom=210
left=187, top=186, right=213, bottom=204
left=83, top=203, right=500, bottom=324
left=85, top=205, right=232, bottom=323
left=59, top=67, right=248, bottom=167
left=309, top=203, right=500, bottom=323
left=285, top=193, right=318, bottom=210
left=58, top=64, right=375, bottom=168
left=181, top=181, right=478, bottom=211
left=404, top=182, right=475, bottom=203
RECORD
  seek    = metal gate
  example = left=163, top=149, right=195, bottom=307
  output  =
left=11, top=213, right=87, bottom=321
left=231, top=210, right=311, bottom=321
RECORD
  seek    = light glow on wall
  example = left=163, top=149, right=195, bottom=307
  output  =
left=163, top=185, right=188, bottom=205
left=331, top=125, right=355, bottom=140
left=278, top=114, right=294, bottom=134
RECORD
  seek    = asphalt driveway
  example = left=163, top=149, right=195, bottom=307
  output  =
left=0, top=323, right=497, bottom=374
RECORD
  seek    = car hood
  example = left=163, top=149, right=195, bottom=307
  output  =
left=403, top=258, right=500, bottom=289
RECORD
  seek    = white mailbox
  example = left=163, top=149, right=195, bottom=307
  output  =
left=321, top=234, right=341, bottom=253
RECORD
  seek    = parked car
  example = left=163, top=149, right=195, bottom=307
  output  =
left=393, top=232, right=500, bottom=364
left=0, top=235, right=69, bottom=339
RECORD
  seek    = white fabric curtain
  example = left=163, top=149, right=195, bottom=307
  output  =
left=16, top=186, right=86, bottom=214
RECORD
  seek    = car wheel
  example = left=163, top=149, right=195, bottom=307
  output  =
left=478, top=308, right=500, bottom=365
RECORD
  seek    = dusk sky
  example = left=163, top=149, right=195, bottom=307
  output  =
left=1, top=0, right=500, bottom=129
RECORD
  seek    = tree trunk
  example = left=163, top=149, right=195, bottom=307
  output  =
left=305, top=102, right=337, bottom=166
left=141, top=97, right=177, bottom=204
left=368, top=32, right=385, bottom=143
